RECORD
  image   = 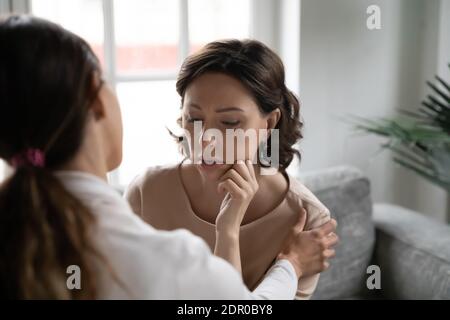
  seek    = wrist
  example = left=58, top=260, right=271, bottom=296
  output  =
left=277, top=254, right=303, bottom=279
left=216, top=227, right=240, bottom=241
left=216, top=209, right=246, bottom=233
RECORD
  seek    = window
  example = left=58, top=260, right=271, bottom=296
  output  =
left=0, top=163, right=4, bottom=182
left=188, top=0, right=251, bottom=53
left=30, top=0, right=252, bottom=186
left=32, top=0, right=105, bottom=64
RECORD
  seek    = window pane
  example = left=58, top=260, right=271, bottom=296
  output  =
left=0, top=161, right=12, bottom=183
left=188, top=0, right=251, bottom=53
left=31, top=0, right=105, bottom=66
left=114, top=0, right=179, bottom=75
left=0, top=161, right=4, bottom=183
left=117, top=81, right=183, bottom=185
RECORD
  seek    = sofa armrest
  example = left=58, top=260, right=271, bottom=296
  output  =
left=300, top=166, right=376, bottom=299
left=373, top=203, right=450, bottom=299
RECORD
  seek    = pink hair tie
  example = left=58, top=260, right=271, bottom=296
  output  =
left=10, top=148, right=46, bottom=168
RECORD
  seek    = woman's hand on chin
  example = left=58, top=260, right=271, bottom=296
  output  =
left=277, top=209, right=339, bottom=279
left=214, top=160, right=258, bottom=274
left=215, top=160, right=259, bottom=233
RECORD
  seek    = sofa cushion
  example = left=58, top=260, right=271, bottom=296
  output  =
left=298, top=166, right=375, bottom=299
left=373, top=203, right=450, bottom=299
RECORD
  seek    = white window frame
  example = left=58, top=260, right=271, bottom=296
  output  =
left=1, top=0, right=301, bottom=184
left=101, top=0, right=188, bottom=87
left=21, top=0, right=193, bottom=185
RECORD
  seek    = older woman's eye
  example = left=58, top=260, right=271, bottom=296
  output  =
left=186, top=117, right=203, bottom=123
left=222, top=120, right=240, bottom=127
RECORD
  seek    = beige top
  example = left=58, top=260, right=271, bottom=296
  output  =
left=56, top=171, right=299, bottom=299
left=125, top=164, right=331, bottom=300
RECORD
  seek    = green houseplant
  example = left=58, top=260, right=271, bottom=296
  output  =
left=351, top=64, right=450, bottom=193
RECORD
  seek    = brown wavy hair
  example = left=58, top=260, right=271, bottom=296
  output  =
left=176, top=39, right=303, bottom=171
left=0, top=15, right=106, bottom=299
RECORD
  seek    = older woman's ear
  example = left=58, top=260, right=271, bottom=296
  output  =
left=266, top=108, right=281, bottom=131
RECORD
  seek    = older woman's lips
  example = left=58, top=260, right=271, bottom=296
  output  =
left=200, top=160, right=224, bottom=170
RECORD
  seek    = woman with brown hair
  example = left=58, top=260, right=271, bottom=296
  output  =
left=125, top=39, right=338, bottom=299
left=0, top=16, right=337, bottom=299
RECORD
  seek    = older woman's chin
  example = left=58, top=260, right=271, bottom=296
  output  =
left=197, top=162, right=230, bottom=180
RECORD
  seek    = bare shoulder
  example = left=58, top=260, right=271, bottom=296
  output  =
left=124, top=163, right=181, bottom=207
left=124, top=163, right=182, bottom=218
left=127, top=163, right=180, bottom=191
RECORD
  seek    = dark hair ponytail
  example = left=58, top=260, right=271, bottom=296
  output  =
left=0, top=168, right=99, bottom=299
left=0, top=15, right=105, bottom=299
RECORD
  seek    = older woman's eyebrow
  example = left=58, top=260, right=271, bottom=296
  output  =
left=216, top=107, right=244, bottom=113
left=188, top=103, right=202, bottom=110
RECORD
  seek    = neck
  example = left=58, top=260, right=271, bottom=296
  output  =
left=181, top=162, right=288, bottom=225
left=59, top=149, right=109, bottom=182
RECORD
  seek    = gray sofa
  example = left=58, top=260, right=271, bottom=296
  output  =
left=297, top=166, right=450, bottom=300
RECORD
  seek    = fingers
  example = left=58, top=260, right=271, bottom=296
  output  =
left=245, top=159, right=257, bottom=181
left=233, top=161, right=252, bottom=182
left=323, top=249, right=336, bottom=259
left=220, top=168, right=247, bottom=190
left=323, top=232, right=339, bottom=248
left=218, top=161, right=259, bottom=197
left=218, top=178, right=241, bottom=198
left=233, top=161, right=258, bottom=192
left=317, top=219, right=337, bottom=238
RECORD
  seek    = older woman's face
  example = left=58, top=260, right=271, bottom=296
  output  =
left=181, top=72, right=278, bottom=180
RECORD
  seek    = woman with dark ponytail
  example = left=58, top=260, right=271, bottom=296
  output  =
left=0, top=14, right=119, bottom=299
left=0, top=16, right=337, bottom=300
left=126, top=39, right=338, bottom=300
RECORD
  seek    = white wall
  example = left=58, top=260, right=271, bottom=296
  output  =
left=251, top=0, right=301, bottom=97
left=299, top=0, right=449, bottom=222
left=0, top=0, right=10, bottom=13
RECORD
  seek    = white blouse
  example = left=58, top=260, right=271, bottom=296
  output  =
left=55, top=171, right=298, bottom=299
